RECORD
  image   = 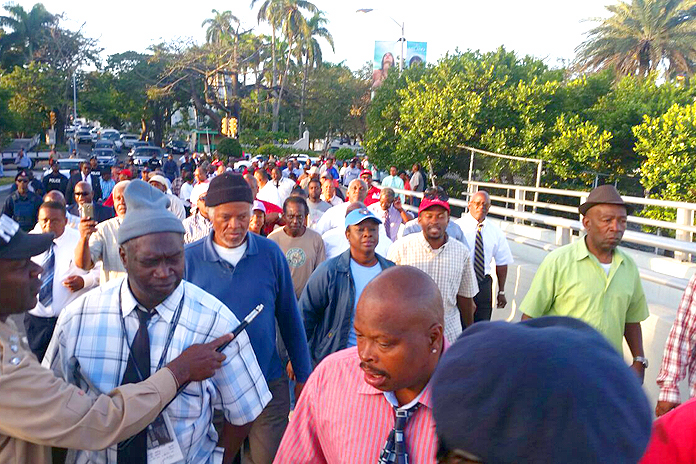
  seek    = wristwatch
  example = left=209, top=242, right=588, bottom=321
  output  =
left=633, top=356, right=649, bottom=369
left=498, top=291, right=505, bottom=295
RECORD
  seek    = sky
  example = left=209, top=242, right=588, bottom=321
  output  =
left=13, top=0, right=613, bottom=71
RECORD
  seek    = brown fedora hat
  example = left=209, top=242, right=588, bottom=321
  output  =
left=579, top=184, right=633, bottom=216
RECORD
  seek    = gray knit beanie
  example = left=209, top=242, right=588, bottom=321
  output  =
left=117, top=179, right=185, bottom=245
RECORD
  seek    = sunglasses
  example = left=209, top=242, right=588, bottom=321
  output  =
left=74, top=192, right=89, bottom=196
left=16, top=179, right=29, bottom=183
left=424, top=189, right=449, bottom=201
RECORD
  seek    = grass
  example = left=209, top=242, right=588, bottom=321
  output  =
left=0, top=177, right=14, bottom=186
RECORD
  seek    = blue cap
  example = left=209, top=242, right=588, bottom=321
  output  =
left=344, top=207, right=382, bottom=229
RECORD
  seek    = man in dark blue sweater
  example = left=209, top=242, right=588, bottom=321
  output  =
left=184, top=173, right=311, bottom=464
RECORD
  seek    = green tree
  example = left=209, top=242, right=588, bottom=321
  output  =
left=574, top=0, right=696, bottom=79
left=202, top=9, right=240, bottom=45
left=0, top=2, right=55, bottom=68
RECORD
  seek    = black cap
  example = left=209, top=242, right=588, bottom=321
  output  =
left=206, top=173, right=254, bottom=207
left=0, top=215, right=53, bottom=260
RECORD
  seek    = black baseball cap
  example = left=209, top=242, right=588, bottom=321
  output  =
left=0, top=215, right=53, bottom=260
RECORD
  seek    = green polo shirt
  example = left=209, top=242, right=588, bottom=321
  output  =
left=520, top=237, right=649, bottom=353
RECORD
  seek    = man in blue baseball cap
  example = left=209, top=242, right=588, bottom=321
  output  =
left=299, top=202, right=395, bottom=366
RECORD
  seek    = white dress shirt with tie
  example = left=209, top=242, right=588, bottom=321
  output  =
left=455, top=213, right=513, bottom=276
left=28, top=227, right=100, bottom=318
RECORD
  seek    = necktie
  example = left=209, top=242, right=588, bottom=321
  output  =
left=378, top=403, right=421, bottom=464
left=474, top=223, right=485, bottom=282
left=38, top=243, right=55, bottom=307
left=117, top=308, right=153, bottom=464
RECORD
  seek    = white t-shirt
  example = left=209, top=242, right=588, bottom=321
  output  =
left=599, top=262, right=612, bottom=276
left=212, top=240, right=248, bottom=267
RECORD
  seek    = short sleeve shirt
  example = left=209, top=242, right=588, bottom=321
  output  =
left=520, top=238, right=649, bottom=352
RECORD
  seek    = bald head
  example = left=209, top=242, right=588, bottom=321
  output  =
left=74, top=181, right=93, bottom=205
left=347, top=179, right=368, bottom=203
left=113, top=180, right=130, bottom=218
left=469, top=190, right=491, bottom=223
left=359, top=266, right=444, bottom=327
left=43, top=190, right=66, bottom=206
left=244, top=173, right=258, bottom=198
left=355, top=265, right=445, bottom=402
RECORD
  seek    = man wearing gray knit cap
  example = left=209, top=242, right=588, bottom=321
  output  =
left=44, top=180, right=271, bottom=464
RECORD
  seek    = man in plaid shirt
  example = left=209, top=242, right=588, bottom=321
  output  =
left=656, top=273, right=696, bottom=417
left=44, top=180, right=271, bottom=463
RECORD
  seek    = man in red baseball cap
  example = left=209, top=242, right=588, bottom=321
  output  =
left=360, top=170, right=381, bottom=206
left=388, top=186, right=478, bottom=342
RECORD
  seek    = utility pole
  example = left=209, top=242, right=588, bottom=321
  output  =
left=72, top=72, right=77, bottom=122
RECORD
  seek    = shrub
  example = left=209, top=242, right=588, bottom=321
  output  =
left=216, top=138, right=243, bottom=161
left=334, top=147, right=357, bottom=160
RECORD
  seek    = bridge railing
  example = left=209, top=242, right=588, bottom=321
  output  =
left=380, top=180, right=696, bottom=262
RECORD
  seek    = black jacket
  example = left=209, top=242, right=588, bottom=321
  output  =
left=42, top=172, right=69, bottom=194
left=66, top=173, right=102, bottom=205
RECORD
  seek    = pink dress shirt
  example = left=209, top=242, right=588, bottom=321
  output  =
left=274, top=347, right=438, bottom=464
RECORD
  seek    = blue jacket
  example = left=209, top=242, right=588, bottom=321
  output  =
left=299, top=250, right=395, bottom=365
left=184, top=232, right=312, bottom=383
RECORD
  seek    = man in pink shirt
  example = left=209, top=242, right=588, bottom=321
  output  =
left=274, top=265, right=444, bottom=463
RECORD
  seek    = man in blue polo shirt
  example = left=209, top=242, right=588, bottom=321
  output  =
left=184, top=173, right=312, bottom=464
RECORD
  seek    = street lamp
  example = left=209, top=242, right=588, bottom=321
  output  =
left=356, top=8, right=406, bottom=73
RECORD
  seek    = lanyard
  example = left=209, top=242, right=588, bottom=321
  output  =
left=118, top=281, right=185, bottom=382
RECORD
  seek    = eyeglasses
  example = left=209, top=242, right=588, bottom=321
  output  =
left=16, top=179, right=28, bottom=183
left=74, top=192, right=89, bottom=196
left=424, top=189, right=449, bottom=201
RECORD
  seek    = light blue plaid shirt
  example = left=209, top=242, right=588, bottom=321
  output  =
left=43, top=277, right=271, bottom=464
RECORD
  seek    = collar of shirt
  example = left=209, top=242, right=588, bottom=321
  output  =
left=575, top=236, right=624, bottom=269
left=463, top=212, right=484, bottom=228
left=202, top=231, right=258, bottom=263
left=416, top=230, right=449, bottom=254
left=356, top=374, right=433, bottom=410
left=119, top=278, right=183, bottom=323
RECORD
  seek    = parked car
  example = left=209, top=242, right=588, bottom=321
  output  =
left=132, top=146, right=164, bottom=166
left=92, top=149, right=117, bottom=168
left=42, top=158, right=86, bottom=179
left=76, top=130, right=93, bottom=144
left=100, top=130, right=123, bottom=152
left=128, top=140, right=151, bottom=156
left=166, top=139, right=189, bottom=155
left=120, top=134, right=140, bottom=149
left=93, top=140, right=114, bottom=150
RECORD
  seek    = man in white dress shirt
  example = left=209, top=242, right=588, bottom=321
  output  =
left=455, top=190, right=513, bottom=322
left=25, top=201, right=100, bottom=361
left=315, top=179, right=367, bottom=235
left=271, top=166, right=296, bottom=204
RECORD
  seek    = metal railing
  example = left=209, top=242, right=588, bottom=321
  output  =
left=381, top=179, right=696, bottom=261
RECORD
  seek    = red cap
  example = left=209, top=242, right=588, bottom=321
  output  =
left=120, top=169, right=132, bottom=178
left=360, top=169, right=373, bottom=177
left=419, top=197, right=450, bottom=214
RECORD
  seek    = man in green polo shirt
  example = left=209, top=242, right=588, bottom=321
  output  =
left=520, top=185, right=649, bottom=382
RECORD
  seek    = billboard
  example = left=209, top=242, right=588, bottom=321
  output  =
left=406, top=41, right=427, bottom=68
left=372, top=40, right=427, bottom=91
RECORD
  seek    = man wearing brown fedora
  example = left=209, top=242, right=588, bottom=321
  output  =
left=520, top=185, right=649, bottom=382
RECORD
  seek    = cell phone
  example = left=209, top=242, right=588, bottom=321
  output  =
left=80, top=203, right=94, bottom=219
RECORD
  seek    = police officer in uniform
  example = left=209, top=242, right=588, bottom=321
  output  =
left=0, top=214, right=232, bottom=463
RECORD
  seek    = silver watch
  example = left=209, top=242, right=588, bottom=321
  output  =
left=633, top=356, right=648, bottom=369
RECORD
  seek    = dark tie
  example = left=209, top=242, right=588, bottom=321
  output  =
left=117, top=308, right=153, bottom=464
left=474, top=223, right=485, bottom=282
left=38, top=243, right=55, bottom=307
left=378, top=403, right=421, bottom=464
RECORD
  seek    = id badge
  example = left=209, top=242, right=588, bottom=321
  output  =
left=146, top=412, right=184, bottom=464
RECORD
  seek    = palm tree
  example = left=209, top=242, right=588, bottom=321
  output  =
left=0, top=2, right=55, bottom=64
left=297, top=12, right=334, bottom=137
left=574, top=0, right=696, bottom=79
left=201, top=9, right=240, bottom=45
left=251, top=0, right=318, bottom=131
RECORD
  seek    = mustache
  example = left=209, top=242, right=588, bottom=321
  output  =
left=360, top=362, right=390, bottom=378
